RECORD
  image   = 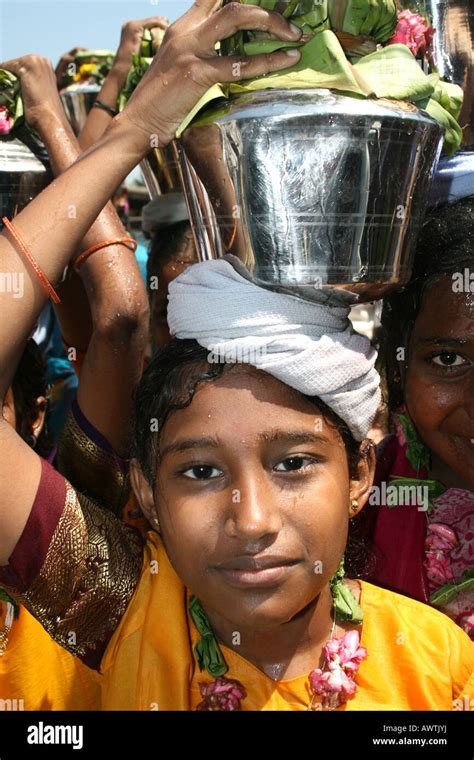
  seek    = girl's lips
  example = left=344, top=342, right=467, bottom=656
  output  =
left=216, top=562, right=299, bottom=588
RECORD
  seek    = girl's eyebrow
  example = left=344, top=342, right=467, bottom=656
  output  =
left=161, top=437, right=219, bottom=459
left=161, top=430, right=330, bottom=459
left=415, top=337, right=469, bottom=346
left=258, top=430, right=330, bottom=445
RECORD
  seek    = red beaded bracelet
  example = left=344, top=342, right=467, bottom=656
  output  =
left=74, top=237, right=138, bottom=273
left=2, top=217, right=61, bottom=304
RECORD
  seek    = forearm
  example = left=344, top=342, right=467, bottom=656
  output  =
left=0, top=114, right=150, bottom=398
left=79, top=68, right=128, bottom=151
left=75, top=204, right=150, bottom=454
left=42, top=112, right=149, bottom=452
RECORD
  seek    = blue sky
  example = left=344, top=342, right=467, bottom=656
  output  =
left=0, top=0, right=192, bottom=64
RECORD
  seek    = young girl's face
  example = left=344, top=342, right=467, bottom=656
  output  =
left=405, top=275, right=474, bottom=487
left=141, top=367, right=373, bottom=631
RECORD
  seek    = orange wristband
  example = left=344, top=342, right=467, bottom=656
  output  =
left=74, top=237, right=138, bottom=273
left=2, top=217, right=61, bottom=304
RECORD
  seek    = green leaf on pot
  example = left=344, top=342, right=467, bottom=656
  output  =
left=118, top=54, right=152, bottom=111
left=354, top=44, right=437, bottom=100
left=431, top=80, right=464, bottom=121
left=416, top=95, right=463, bottom=156
left=243, top=39, right=303, bottom=55
left=176, top=83, right=227, bottom=137
left=230, top=30, right=372, bottom=96
left=291, top=5, right=330, bottom=29
left=328, top=0, right=397, bottom=43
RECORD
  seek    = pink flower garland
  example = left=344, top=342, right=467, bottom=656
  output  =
left=196, top=630, right=367, bottom=710
left=197, top=676, right=247, bottom=711
left=309, top=630, right=367, bottom=710
left=424, top=522, right=458, bottom=591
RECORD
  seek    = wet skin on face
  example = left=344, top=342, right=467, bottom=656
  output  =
left=405, top=276, right=474, bottom=489
left=138, top=366, right=373, bottom=676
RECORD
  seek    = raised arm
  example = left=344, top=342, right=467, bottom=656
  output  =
left=0, top=0, right=303, bottom=565
left=78, top=16, right=169, bottom=151
left=3, top=55, right=149, bottom=455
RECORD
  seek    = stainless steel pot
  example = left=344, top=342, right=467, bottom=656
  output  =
left=177, top=88, right=443, bottom=300
left=60, top=84, right=100, bottom=135
left=0, top=137, right=51, bottom=222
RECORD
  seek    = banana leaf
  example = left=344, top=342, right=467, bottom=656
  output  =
left=430, top=569, right=474, bottom=608
left=354, top=44, right=438, bottom=100
left=291, top=5, right=329, bottom=29
left=431, top=80, right=464, bottom=121
left=328, top=0, right=397, bottom=43
left=221, top=0, right=329, bottom=55
left=176, top=83, right=227, bottom=136
left=118, top=54, right=152, bottom=112
left=417, top=95, right=463, bottom=156
left=388, top=476, right=446, bottom=513
left=230, top=30, right=373, bottom=97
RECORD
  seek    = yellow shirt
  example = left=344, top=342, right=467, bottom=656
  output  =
left=0, top=604, right=101, bottom=711
left=101, top=532, right=474, bottom=711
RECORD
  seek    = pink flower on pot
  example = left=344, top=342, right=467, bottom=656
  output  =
left=388, top=10, right=435, bottom=59
left=0, top=106, right=13, bottom=135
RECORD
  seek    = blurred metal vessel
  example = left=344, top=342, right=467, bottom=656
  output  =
left=177, top=88, right=443, bottom=300
left=0, top=137, right=51, bottom=224
left=140, top=144, right=183, bottom=198
left=404, top=0, right=473, bottom=149
left=60, top=84, right=100, bottom=135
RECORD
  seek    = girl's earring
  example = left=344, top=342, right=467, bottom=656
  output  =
left=152, top=514, right=161, bottom=532
left=350, top=498, right=359, bottom=514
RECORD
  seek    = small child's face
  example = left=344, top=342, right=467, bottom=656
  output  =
left=149, top=366, right=372, bottom=632
left=405, top=275, right=474, bottom=487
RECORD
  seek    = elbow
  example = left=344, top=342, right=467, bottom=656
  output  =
left=95, top=301, right=150, bottom=349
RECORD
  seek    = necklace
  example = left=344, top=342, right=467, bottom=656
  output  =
left=189, top=564, right=367, bottom=711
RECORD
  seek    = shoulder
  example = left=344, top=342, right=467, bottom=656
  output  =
left=360, top=579, right=469, bottom=635
left=359, top=580, right=473, bottom=694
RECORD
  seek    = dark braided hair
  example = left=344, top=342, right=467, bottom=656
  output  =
left=381, top=196, right=474, bottom=411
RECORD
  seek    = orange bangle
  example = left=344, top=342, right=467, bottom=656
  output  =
left=2, top=217, right=61, bottom=304
left=74, top=237, right=138, bottom=273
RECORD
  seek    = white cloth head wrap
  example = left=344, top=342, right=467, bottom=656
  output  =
left=167, top=259, right=380, bottom=440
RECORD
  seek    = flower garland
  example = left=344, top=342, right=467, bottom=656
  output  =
left=190, top=559, right=367, bottom=711
left=391, top=410, right=474, bottom=620
left=308, top=629, right=368, bottom=710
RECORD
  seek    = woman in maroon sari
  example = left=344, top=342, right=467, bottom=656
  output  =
left=359, top=195, right=474, bottom=636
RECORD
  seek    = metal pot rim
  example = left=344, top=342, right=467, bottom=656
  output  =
left=188, top=87, right=440, bottom=131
